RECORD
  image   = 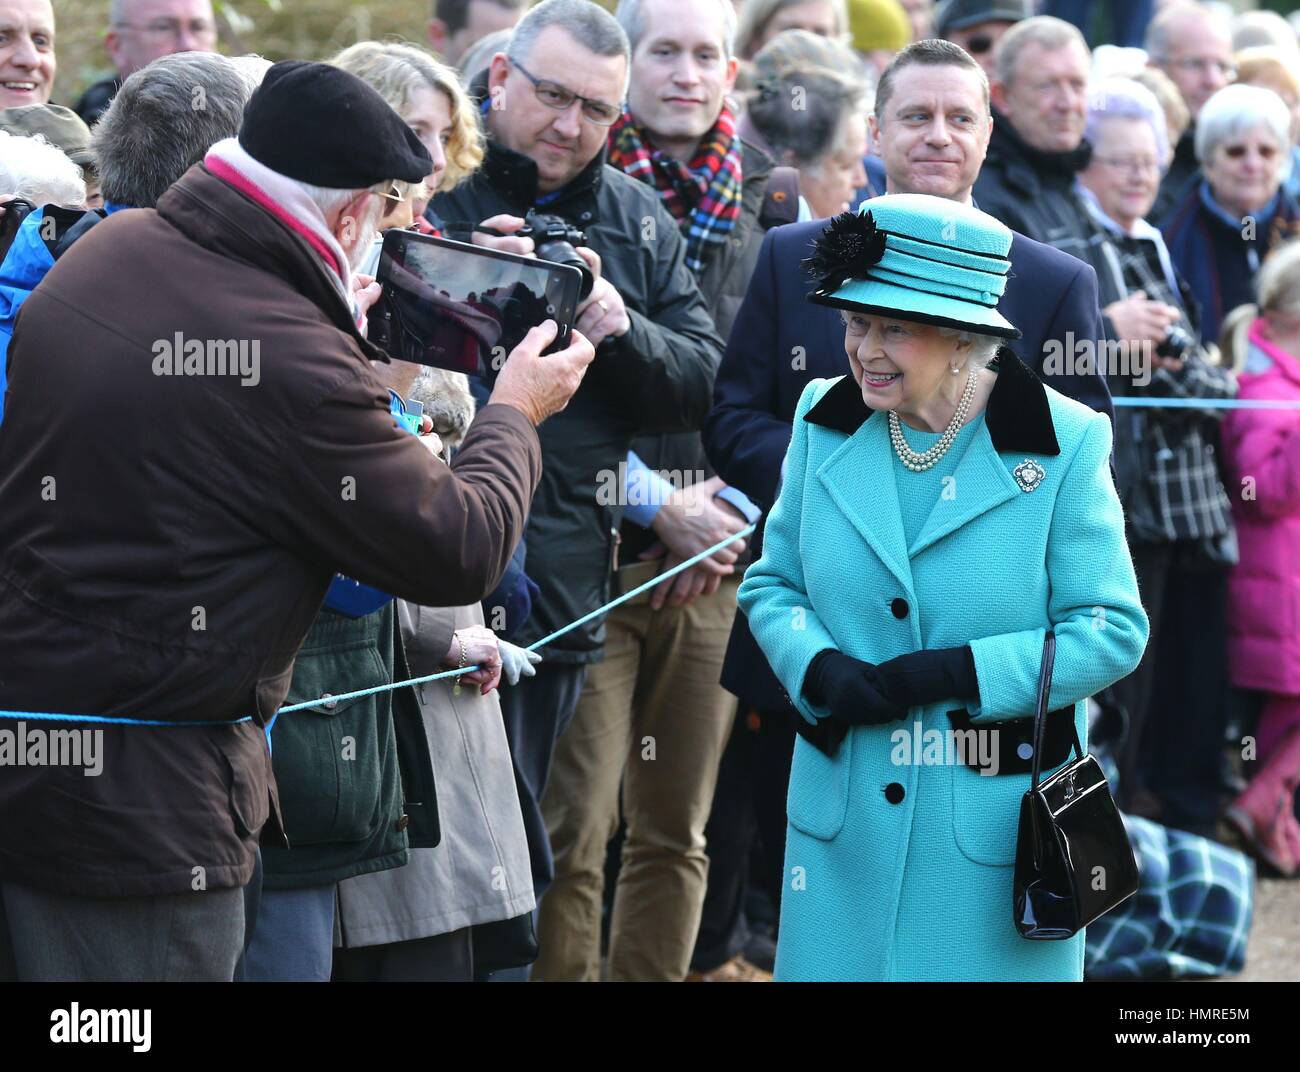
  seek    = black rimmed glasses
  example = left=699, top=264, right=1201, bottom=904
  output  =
left=508, top=56, right=623, bottom=126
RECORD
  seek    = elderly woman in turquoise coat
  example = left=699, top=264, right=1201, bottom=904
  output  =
left=737, top=194, right=1149, bottom=982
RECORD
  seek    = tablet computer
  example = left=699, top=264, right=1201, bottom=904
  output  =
left=369, top=230, right=584, bottom=378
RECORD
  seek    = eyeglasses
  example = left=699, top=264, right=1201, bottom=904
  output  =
left=374, top=183, right=405, bottom=204
left=115, top=18, right=219, bottom=44
left=1223, top=143, right=1280, bottom=160
left=1167, top=57, right=1236, bottom=80
left=1094, top=156, right=1161, bottom=175
left=508, top=56, right=623, bottom=126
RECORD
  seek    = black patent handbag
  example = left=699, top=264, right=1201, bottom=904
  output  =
left=1014, top=632, right=1140, bottom=940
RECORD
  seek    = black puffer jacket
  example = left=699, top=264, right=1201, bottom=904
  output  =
left=431, top=93, right=723, bottom=663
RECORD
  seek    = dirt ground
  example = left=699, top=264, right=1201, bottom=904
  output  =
left=1227, top=878, right=1300, bottom=982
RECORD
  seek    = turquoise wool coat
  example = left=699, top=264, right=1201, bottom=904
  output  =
left=737, top=353, right=1148, bottom=982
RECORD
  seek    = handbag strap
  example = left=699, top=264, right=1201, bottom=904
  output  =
left=1028, top=631, right=1084, bottom=790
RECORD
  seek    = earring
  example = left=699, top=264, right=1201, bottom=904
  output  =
left=951, top=364, right=961, bottom=375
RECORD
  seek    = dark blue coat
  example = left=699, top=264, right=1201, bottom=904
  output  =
left=705, top=218, right=1113, bottom=709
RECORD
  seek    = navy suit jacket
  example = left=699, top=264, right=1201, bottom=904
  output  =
left=706, top=218, right=1113, bottom=709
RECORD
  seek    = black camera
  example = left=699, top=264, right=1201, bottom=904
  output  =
left=1157, top=324, right=1194, bottom=361
left=0, top=198, right=36, bottom=262
left=518, top=211, right=594, bottom=300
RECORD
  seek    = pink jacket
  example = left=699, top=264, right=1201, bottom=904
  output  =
left=1223, top=319, right=1300, bottom=695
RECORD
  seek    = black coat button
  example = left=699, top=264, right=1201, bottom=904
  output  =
left=891, top=598, right=909, bottom=619
left=884, top=782, right=905, bottom=804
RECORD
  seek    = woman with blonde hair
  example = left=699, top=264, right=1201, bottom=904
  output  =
left=1218, top=241, right=1300, bottom=876
left=331, top=41, right=485, bottom=223
left=319, top=41, right=544, bottom=981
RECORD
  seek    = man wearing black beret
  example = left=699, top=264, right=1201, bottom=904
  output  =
left=0, top=60, right=595, bottom=981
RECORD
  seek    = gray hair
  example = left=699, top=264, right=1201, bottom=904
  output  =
left=1194, top=84, right=1292, bottom=174
left=616, top=0, right=738, bottom=59
left=746, top=53, right=867, bottom=166
left=1231, top=10, right=1299, bottom=55
left=1085, top=77, right=1169, bottom=169
left=937, top=325, right=1001, bottom=367
left=459, top=27, right=514, bottom=83
left=0, top=131, right=86, bottom=208
left=995, top=15, right=1089, bottom=87
left=228, top=54, right=273, bottom=96
left=509, top=0, right=630, bottom=67
left=91, top=52, right=253, bottom=208
left=736, top=0, right=848, bottom=60
left=1144, top=3, right=1230, bottom=63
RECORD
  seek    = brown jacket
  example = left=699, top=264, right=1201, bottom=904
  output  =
left=0, top=164, right=541, bottom=896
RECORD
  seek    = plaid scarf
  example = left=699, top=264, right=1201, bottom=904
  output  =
left=607, top=105, right=744, bottom=275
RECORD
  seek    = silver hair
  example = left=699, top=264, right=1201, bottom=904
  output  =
left=294, top=182, right=372, bottom=217
left=1194, top=84, right=1292, bottom=178
left=91, top=51, right=252, bottom=208
left=458, top=27, right=514, bottom=83
left=616, top=0, right=738, bottom=59
left=937, top=325, right=1002, bottom=367
left=1231, top=10, right=1298, bottom=55
left=994, top=16, right=1088, bottom=87
left=228, top=54, right=273, bottom=96
left=509, top=0, right=630, bottom=66
left=1084, top=77, right=1169, bottom=169
left=0, top=131, right=86, bottom=208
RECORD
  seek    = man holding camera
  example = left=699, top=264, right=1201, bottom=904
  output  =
left=430, top=0, right=723, bottom=920
left=0, top=61, right=594, bottom=981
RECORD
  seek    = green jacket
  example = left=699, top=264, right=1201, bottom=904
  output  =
left=260, top=603, right=439, bottom=890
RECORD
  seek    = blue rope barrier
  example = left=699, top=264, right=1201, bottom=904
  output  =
left=2, top=524, right=757, bottom=732
left=1112, top=397, right=1300, bottom=410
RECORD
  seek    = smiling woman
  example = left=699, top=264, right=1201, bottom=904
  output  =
left=0, top=0, right=56, bottom=108
left=737, top=192, right=1148, bottom=981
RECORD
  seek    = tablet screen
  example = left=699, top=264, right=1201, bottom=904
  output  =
left=371, top=231, right=581, bottom=378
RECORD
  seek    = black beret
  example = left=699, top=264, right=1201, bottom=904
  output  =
left=239, top=60, right=433, bottom=188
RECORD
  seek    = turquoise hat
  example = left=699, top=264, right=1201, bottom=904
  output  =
left=805, top=193, right=1021, bottom=340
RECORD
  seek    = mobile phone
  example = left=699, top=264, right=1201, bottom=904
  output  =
left=370, top=230, right=583, bottom=378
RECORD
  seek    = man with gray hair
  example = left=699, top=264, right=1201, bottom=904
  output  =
left=533, top=0, right=793, bottom=983
left=0, top=60, right=594, bottom=981
left=74, top=0, right=219, bottom=125
left=431, top=0, right=723, bottom=942
left=1146, top=3, right=1235, bottom=222
left=0, top=51, right=258, bottom=428
left=972, top=16, right=1101, bottom=266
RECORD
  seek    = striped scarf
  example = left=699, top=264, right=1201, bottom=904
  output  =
left=607, top=105, right=744, bottom=275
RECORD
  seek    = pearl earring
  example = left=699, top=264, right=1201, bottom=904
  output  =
left=951, top=364, right=961, bottom=375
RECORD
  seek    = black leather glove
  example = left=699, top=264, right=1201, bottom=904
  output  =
left=802, top=650, right=907, bottom=726
left=874, top=646, right=979, bottom=709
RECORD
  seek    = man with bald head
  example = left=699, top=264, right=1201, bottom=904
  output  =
left=0, top=0, right=55, bottom=109
left=1146, top=2, right=1235, bottom=221
left=75, top=0, right=219, bottom=124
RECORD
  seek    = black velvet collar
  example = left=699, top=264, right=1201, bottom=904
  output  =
left=803, top=346, right=1062, bottom=456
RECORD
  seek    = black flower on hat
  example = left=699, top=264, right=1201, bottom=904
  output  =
left=803, top=210, right=887, bottom=293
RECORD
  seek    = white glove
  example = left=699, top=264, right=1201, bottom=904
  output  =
left=499, top=640, right=542, bottom=686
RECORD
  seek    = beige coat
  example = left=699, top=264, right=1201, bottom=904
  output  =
left=335, top=601, right=535, bottom=947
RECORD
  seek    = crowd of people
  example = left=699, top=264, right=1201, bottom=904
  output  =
left=0, top=0, right=1297, bottom=983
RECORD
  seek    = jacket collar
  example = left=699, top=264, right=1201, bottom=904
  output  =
left=988, top=108, right=1093, bottom=192
left=804, top=345, right=1061, bottom=456
left=156, top=163, right=386, bottom=363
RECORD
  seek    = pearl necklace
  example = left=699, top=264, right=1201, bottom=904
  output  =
left=887, top=369, right=978, bottom=472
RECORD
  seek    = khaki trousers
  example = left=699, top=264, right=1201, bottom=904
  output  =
left=535, top=570, right=739, bottom=981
